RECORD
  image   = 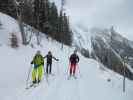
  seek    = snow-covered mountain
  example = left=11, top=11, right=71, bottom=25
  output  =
left=1, top=12, right=133, bottom=100
left=72, top=24, right=133, bottom=80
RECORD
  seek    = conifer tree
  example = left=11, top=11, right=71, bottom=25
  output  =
left=0, top=0, right=73, bottom=46
left=10, top=33, right=19, bottom=48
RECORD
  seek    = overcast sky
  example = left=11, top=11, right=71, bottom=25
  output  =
left=62, top=0, right=133, bottom=40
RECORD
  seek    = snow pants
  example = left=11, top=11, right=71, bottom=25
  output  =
left=70, top=63, right=77, bottom=75
left=32, top=65, right=43, bottom=82
left=46, top=63, right=52, bottom=74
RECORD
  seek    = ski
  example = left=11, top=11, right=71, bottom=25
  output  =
left=26, top=83, right=40, bottom=90
left=67, top=76, right=71, bottom=80
left=45, top=73, right=50, bottom=85
left=45, top=73, right=55, bottom=84
left=67, top=75, right=77, bottom=80
left=50, top=73, right=55, bottom=76
left=73, top=75, right=77, bottom=79
left=26, top=84, right=35, bottom=90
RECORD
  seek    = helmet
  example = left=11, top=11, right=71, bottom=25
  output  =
left=48, top=51, right=51, bottom=54
left=36, top=50, right=41, bottom=54
left=74, top=49, right=77, bottom=54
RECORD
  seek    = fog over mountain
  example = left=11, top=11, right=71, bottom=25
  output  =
left=55, top=0, right=133, bottom=40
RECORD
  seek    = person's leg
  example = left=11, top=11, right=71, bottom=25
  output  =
left=49, top=63, right=52, bottom=74
left=37, top=65, right=43, bottom=83
left=73, top=64, right=77, bottom=76
left=70, top=63, right=73, bottom=76
left=46, top=63, right=49, bottom=74
left=32, top=68, right=37, bottom=83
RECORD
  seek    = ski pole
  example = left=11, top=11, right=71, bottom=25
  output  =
left=67, top=63, right=70, bottom=76
left=42, top=64, right=46, bottom=81
left=77, top=64, right=81, bottom=77
left=57, top=61, right=60, bottom=75
left=43, top=64, right=45, bottom=75
left=26, top=64, right=32, bottom=87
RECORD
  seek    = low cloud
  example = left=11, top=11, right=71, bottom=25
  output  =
left=65, top=0, right=133, bottom=40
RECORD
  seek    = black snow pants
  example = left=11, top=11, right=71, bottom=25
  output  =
left=46, top=62, right=52, bottom=74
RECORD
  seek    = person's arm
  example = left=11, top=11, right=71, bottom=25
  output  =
left=31, top=61, right=33, bottom=64
left=69, top=55, right=72, bottom=63
left=41, top=55, right=44, bottom=65
left=43, top=55, right=47, bottom=59
left=31, top=55, right=35, bottom=64
left=52, top=56, right=59, bottom=61
left=76, top=55, right=79, bottom=63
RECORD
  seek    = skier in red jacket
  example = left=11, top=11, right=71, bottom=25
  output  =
left=69, top=50, right=79, bottom=77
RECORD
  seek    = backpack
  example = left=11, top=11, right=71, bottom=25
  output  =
left=33, top=54, right=44, bottom=66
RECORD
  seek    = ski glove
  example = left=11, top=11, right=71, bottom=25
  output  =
left=56, top=59, right=59, bottom=61
left=31, top=61, right=33, bottom=64
left=34, top=64, right=38, bottom=69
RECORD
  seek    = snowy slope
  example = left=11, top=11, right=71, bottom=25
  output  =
left=1, top=40, right=133, bottom=100
left=0, top=13, right=133, bottom=100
